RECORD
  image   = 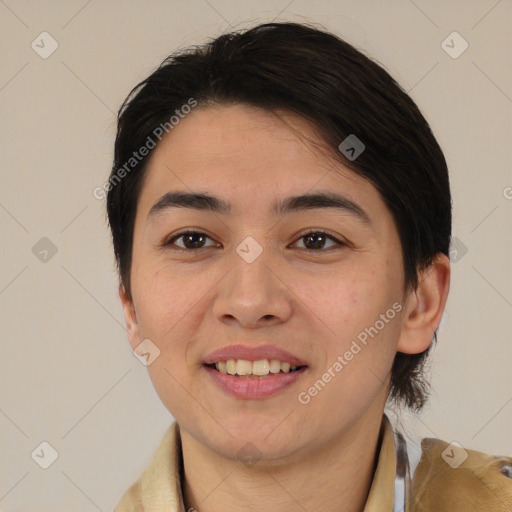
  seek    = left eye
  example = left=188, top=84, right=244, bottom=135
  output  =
left=292, top=231, right=343, bottom=250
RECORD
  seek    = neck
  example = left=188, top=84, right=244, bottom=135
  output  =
left=180, top=407, right=386, bottom=512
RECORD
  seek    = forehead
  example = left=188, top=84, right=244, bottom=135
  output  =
left=137, top=104, right=384, bottom=221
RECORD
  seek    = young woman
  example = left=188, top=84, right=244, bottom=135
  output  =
left=107, top=22, right=512, bottom=512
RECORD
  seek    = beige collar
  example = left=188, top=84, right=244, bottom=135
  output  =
left=363, top=413, right=397, bottom=511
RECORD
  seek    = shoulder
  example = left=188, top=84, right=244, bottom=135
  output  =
left=409, top=436, right=512, bottom=512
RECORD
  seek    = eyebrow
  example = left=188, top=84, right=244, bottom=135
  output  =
left=147, top=190, right=371, bottom=224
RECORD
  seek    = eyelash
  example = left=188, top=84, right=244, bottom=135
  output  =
left=162, top=229, right=346, bottom=252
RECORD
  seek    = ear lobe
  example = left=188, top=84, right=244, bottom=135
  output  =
left=396, top=253, right=451, bottom=355
left=119, top=283, right=141, bottom=350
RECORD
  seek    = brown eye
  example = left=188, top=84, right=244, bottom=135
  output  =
left=293, top=231, right=344, bottom=250
left=165, top=231, right=218, bottom=250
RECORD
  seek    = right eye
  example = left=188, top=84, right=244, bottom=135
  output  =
left=163, top=230, right=220, bottom=251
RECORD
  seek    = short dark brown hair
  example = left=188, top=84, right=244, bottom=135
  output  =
left=106, top=21, right=452, bottom=411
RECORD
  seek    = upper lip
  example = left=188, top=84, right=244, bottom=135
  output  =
left=203, top=344, right=308, bottom=367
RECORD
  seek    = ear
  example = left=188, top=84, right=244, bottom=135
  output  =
left=119, top=283, right=141, bottom=351
left=396, top=253, right=450, bottom=354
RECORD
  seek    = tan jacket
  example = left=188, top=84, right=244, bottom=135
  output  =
left=114, top=415, right=512, bottom=511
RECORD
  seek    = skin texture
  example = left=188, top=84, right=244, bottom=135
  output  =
left=119, top=104, right=450, bottom=512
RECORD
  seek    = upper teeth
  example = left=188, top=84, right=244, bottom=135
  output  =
left=214, top=359, right=298, bottom=376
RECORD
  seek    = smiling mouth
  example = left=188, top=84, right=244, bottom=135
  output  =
left=205, top=360, right=307, bottom=378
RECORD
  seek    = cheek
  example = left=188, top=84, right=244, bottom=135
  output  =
left=296, top=262, right=401, bottom=372
left=295, top=267, right=382, bottom=340
left=130, top=266, right=205, bottom=387
left=136, top=265, right=207, bottom=418
left=134, top=264, right=203, bottom=331
left=295, top=275, right=401, bottom=429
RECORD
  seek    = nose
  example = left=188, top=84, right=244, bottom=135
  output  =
left=212, top=242, right=293, bottom=329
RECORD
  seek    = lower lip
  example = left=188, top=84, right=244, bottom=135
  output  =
left=203, top=365, right=307, bottom=399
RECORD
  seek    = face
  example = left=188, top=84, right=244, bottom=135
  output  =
left=121, top=104, right=411, bottom=462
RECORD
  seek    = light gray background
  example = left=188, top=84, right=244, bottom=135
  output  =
left=1, top=0, right=511, bottom=510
